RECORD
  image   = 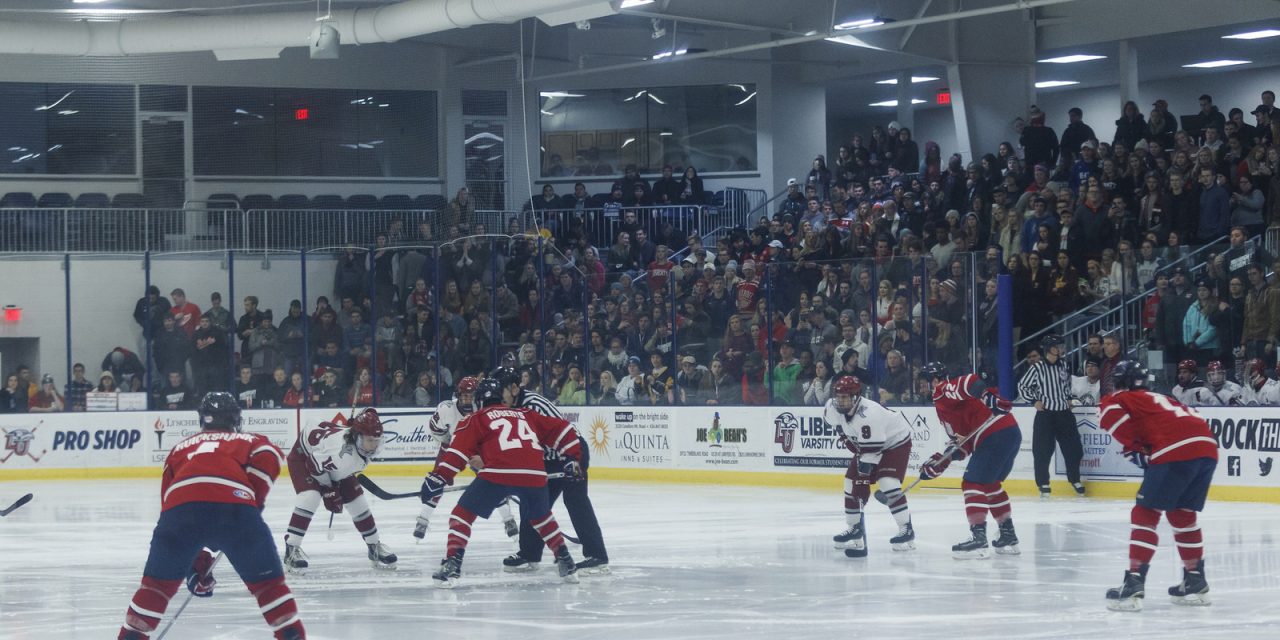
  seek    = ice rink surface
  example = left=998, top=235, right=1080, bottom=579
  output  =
left=2, top=478, right=1279, bottom=639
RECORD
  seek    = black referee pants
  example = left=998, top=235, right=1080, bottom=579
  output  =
left=518, top=475, right=608, bottom=562
left=1032, top=409, right=1083, bottom=488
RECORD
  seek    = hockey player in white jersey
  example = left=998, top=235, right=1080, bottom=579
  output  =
left=1070, top=357, right=1102, bottom=406
left=1241, top=358, right=1280, bottom=406
left=1190, top=360, right=1244, bottom=406
left=1171, top=359, right=1209, bottom=406
left=414, top=376, right=520, bottom=540
left=283, top=407, right=397, bottom=572
left=825, top=375, right=916, bottom=557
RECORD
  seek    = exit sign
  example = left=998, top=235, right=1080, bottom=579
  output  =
left=294, top=108, right=310, bottom=121
left=936, top=89, right=951, bottom=105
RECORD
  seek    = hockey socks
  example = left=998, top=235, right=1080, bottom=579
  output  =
left=531, top=512, right=569, bottom=555
left=962, top=481, right=991, bottom=526
left=120, top=576, right=181, bottom=638
left=285, top=490, right=322, bottom=546
left=446, top=505, right=478, bottom=558
left=346, top=493, right=381, bottom=545
left=247, top=575, right=306, bottom=639
left=1129, top=505, right=1161, bottom=570
left=1166, top=509, right=1204, bottom=571
left=844, top=471, right=871, bottom=525
left=877, top=477, right=911, bottom=528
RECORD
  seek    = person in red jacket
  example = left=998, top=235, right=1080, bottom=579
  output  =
left=419, top=377, right=582, bottom=588
left=118, top=392, right=304, bottom=640
left=1099, top=360, right=1218, bottom=612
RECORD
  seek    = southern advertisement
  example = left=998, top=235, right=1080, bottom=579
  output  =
left=299, top=408, right=440, bottom=464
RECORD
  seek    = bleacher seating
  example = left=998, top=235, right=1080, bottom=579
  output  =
left=37, top=192, right=73, bottom=208
left=345, top=194, right=379, bottom=210
left=73, top=193, right=110, bottom=208
left=110, top=193, right=146, bottom=208
left=1, top=192, right=37, bottom=208
left=276, top=194, right=311, bottom=210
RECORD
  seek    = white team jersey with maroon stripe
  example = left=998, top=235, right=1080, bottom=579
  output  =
left=296, top=422, right=370, bottom=484
left=429, top=399, right=469, bottom=445
left=1190, top=381, right=1244, bottom=406
left=822, top=397, right=911, bottom=464
left=1241, top=379, right=1280, bottom=406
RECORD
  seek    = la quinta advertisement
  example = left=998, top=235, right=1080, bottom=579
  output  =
left=581, top=410, right=671, bottom=467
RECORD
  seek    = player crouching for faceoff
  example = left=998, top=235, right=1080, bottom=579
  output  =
left=420, top=378, right=583, bottom=588
left=282, top=408, right=397, bottom=573
left=1100, top=361, right=1218, bottom=612
left=918, top=362, right=1022, bottom=559
left=416, top=376, right=520, bottom=540
left=826, top=376, right=916, bottom=556
left=118, top=392, right=306, bottom=640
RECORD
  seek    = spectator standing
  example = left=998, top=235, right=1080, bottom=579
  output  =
left=1017, top=334, right=1084, bottom=498
left=248, top=310, right=281, bottom=380
left=1059, top=107, right=1096, bottom=165
left=1230, top=175, right=1266, bottom=237
left=168, top=288, right=201, bottom=338
left=203, top=292, right=233, bottom=333
left=64, top=363, right=95, bottom=412
left=1112, top=101, right=1147, bottom=151
left=132, top=285, right=171, bottom=348
left=236, top=295, right=263, bottom=357
left=1197, top=167, right=1231, bottom=241
left=191, top=316, right=230, bottom=394
left=154, top=315, right=191, bottom=380
left=1020, top=109, right=1059, bottom=177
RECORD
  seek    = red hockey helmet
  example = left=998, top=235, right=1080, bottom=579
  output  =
left=456, top=376, right=479, bottom=414
left=1248, top=358, right=1267, bottom=390
left=1176, top=359, right=1198, bottom=386
left=833, top=375, right=862, bottom=413
left=1206, top=360, right=1226, bottom=387
left=1177, top=359, right=1198, bottom=373
left=348, top=408, right=384, bottom=457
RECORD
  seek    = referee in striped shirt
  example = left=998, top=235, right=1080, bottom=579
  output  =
left=490, top=367, right=611, bottom=574
left=1017, top=334, right=1085, bottom=499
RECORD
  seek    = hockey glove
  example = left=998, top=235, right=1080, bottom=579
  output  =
left=420, top=472, right=447, bottom=503
left=1123, top=450, right=1149, bottom=469
left=920, top=452, right=952, bottom=480
left=982, top=391, right=1011, bottom=415
left=320, top=486, right=343, bottom=514
left=837, top=431, right=860, bottom=454
left=856, top=460, right=877, bottom=478
left=186, top=549, right=217, bottom=598
left=562, top=459, right=585, bottom=482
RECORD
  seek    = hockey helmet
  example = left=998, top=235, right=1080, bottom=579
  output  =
left=1110, top=360, right=1149, bottom=391
left=197, top=392, right=242, bottom=432
left=833, top=376, right=862, bottom=413
left=1040, top=333, right=1065, bottom=354
left=921, top=361, right=948, bottom=381
left=1176, top=359, right=1198, bottom=385
left=456, top=376, right=479, bottom=414
left=475, top=377, right=506, bottom=407
left=348, top=408, right=384, bottom=457
left=488, top=366, right=521, bottom=390
left=1247, top=358, right=1268, bottom=390
left=1206, top=360, right=1226, bottom=387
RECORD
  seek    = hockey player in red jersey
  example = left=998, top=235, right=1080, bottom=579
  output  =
left=420, top=377, right=583, bottom=588
left=282, top=407, right=396, bottom=573
left=1100, top=360, right=1218, bottom=611
left=918, top=362, right=1022, bottom=559
left=118, top=392, right=305, bottom=640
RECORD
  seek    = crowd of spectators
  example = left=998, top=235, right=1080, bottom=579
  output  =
left=4, top=88, right=1279, bottom=414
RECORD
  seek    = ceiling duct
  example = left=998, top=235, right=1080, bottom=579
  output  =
left=0, top=0, right=617, bottom=57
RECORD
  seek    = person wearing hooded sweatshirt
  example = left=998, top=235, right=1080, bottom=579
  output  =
left=1112, top=101, right=1147, bottom=151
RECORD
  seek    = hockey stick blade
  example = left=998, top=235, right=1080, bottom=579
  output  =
left=0, top=493, right=33, bottom=516
left=359, top=473, right=565, bottom=501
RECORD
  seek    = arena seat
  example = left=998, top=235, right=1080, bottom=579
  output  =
left=380, top=194, right=413, bottom=210
left=414, top=194, right=448, bottom=211
left=346, top=194, right=380, bottom=210
left=111, top=193, right=147, bottom=208
left=1, top=192, right=37, bottom=208
left=276, top=194, right=311, bottom=210
left=311, top=194, right=345, bottom=210
left=73, top=193, right=111, bottom=208
left=37, top=192, right=74, bottom=208
left=240, top=194, right=275, bottom=210
left=206, top=193, right=241, bottom=208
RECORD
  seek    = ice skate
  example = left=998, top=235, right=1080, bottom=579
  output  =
left=503, top=553, right=540, bottom=573
left=283, top=542, right=309, bottom=575
left=889, top=521, right=916, bottom=551
left=432, top=552, right=464, bottom=589
left=413, top=516, right=430, bottom=541
left=1038, top=485, right=1051, bottom=500
left=1106, top=564, right=1148, bottom=611
left=504, top=518, right=520, bottom=540
left=367, top=542, right=398, bottom=570
left=1168, top=560, right=1211, bottom=606
left=554, top=546, right=580, bottom=584
left=991, top=519, right=1020, bottom=555
left=576, top=556, right=611, bottom=575
left=1072, top=482, right=1087, bottom=498
left=952, top=523, right=990, bottom=559
left=833, top=522, right=865, bottom=550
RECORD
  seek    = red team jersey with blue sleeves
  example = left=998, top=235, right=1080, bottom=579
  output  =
left=160, top=431, right=284, bottom=512
left=435, top=406, right=581, bottom=487
left=932, top=374, right=1017, bottom=454
left=1099, top=391, right=1219, bottom=464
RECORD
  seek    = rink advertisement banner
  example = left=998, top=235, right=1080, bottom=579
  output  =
left=573, top=408, right=674, bottom=469
left=1, top=412, right=144, bottom=469
left=765, top=405, right=951, bottom=473
left=1203, top=408, right=1280, bottom=487
left=298, top=408, right=440, bottom=463
left=674, top=408, right=769, bottom=471
left=1054, top=408, right=1145, bottom=479
left=145, top=410, right=298, bottom=465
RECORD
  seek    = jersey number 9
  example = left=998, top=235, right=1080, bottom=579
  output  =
left=493, top=417, right=538, bottom=451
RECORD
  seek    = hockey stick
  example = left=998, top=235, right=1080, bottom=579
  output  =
left=327, top=513, right=335, bottom=541
left=359, top=473, right=566, bottom=500
left=155, top=551, right=223, bottom=640
left=872, top=415, right=993, bottom=505
left=0, top=493, right=33, bottom=516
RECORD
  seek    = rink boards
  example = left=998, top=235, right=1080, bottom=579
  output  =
left=1, top=405, right=1276, bottom=503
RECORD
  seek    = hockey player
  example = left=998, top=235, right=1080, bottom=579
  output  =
left=1240, top=358, right=1280, bottom=406
left=282, top=408, right=397, bottom=573
left=826, top=376, right=916, bottom=556
left=918, top=362, right=1022, bottom=559
left=1100, top=360, right=1218, bottom=611
left=416, top=376, right=519, bottom=540
left=1169, top=360, right=1206, bottom=406
left=1191, top=360, right=1244, bottom=406
left=118, top=392, right=305, bottom=640
left=492, top=366, right=611, bottom=575
left=420, top=377, right=582, bottom=588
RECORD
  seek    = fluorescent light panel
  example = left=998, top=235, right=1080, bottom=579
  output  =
left=835, top=18, right=884, bottom=30
left=876, top=76, right=940, bottom=85
left=868, top=99, right=927, bottom=107
left=1223, top=29, right=1280, bottom=40
left=1182, top=59, right=1251, bottom=68
left=1035, top=80, right=1079, bottom=88
left=1037, top=54, right=1106, bottom=64
left=619, top=0, right=655, bottom=7
left=539, top=91, right=584, bottom=98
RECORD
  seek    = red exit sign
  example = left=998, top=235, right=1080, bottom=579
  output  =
left=936, top=89, right=951, bottom=105
left=294, top=108, right=310, bottom=121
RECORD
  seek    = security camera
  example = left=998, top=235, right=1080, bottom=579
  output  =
left=309, top=23, right=340, bottom=59
left=575, top=20, right=591, bottom=30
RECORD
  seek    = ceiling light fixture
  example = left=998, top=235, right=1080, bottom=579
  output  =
left=835, top=17, right=885, bottom=30
left=734, top=92, right=757, bottom=106
left=1035, top=80, right=1079, bottom=88
left=539, top=91, right=585, bottom=98
left=1037, top=54, right=1106, bottom=64
left=868, top=99, right=926, bottom=107
left=651, top=48, right=687, bottom=60
left=1182, top=59, right=1251, bottom=68
left=1223, top=29, right=1280, bottom=40
left=875, top=76, right=940, bottom=85
left=620, top=0, right=655, bottom=8
left=73, top=0, right=112, bottom=3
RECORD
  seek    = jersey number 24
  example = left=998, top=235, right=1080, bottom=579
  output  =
left=493, top=417, right=537, bottom=451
